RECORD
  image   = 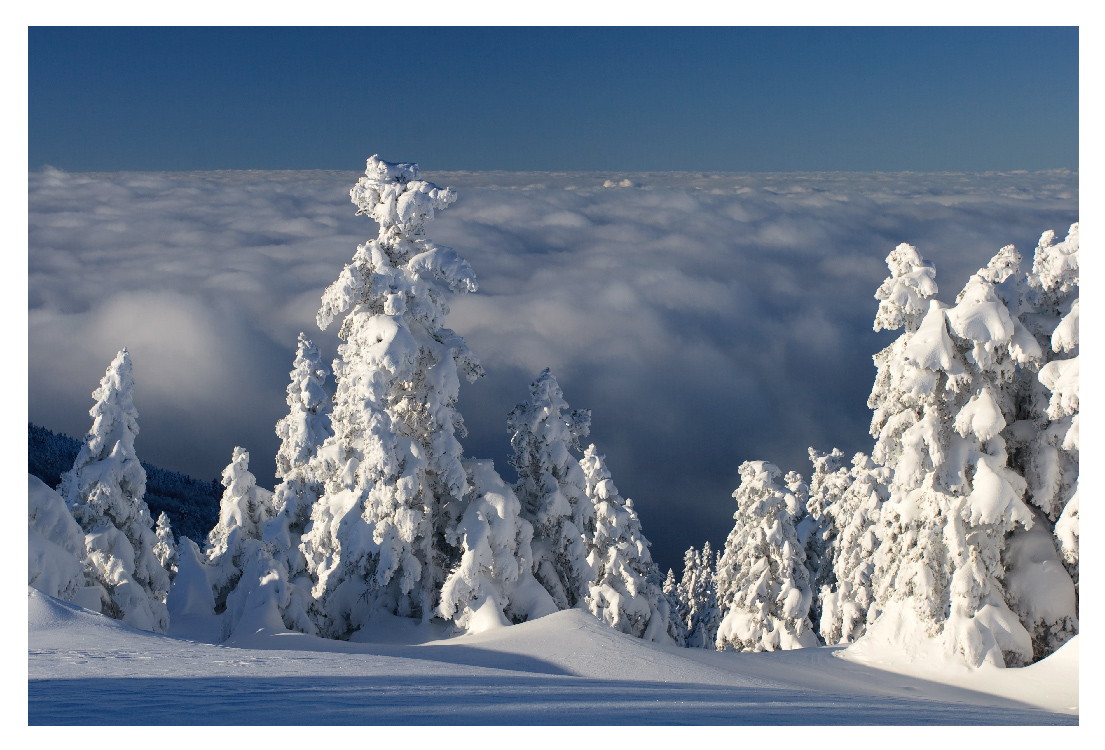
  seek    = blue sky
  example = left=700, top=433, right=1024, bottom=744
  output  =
left=29, top=26, right=1078, bottom=173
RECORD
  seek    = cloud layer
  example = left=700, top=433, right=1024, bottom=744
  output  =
left=28, top=166, right=1078, bottom=571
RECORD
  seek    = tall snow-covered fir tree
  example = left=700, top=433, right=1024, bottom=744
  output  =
left=507, top=369, right=594, bottom=610
left=260, top=333, right=333, bottom=635
left=715, top=462, right=817, bottom=652
left=58, top=349, right=171, bottom=633
left=998, top=224, right=1080, bottom=660
left=580, top=444, right=673, bottom=641
left=1016, top=225, right=1079, bottom=591
left=676, top=542, right=721, bottom=648
left=862, top=242, right=1044, bottom=667
left=299, top=156, right=483, bottom=637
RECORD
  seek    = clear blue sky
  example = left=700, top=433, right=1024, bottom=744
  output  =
left=29, top=26, right=1078, bottom=172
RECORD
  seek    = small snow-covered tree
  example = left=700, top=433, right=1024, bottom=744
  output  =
left=261, top=333, right=333, bottom=635
left=715, top=462, right=817, bottom=652
left=438, top=460, right=557, bottom=631
left=508, top=369, right=594, bottom=610
left=580, top=445, right=673, bottom=641
left=863, top=243, right=1042, bottom=667
left=204, top=447, right=276, bottom=639
left=661, top=567, right=688, bottom=646
left=58, top=349, right=170, bottom=632
left=677, top=542, right=721, bottom=648
left=153, top=512, right=177, bottom=575
left=799, top=447, right=850, bottom=634
left=817, top=453, right=889, bottom=644
left=299, top=156, right=483, bottom=637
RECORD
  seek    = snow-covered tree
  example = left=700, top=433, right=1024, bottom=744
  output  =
left=204, top=447, right=276, bottom=639
left=677, top=542, right=721, bottom=648
left=58, top=349, right=170, bottom=632
left=1017, top=225, right=1079, bottom=591
left=299, top=156, right=483, bottom=637
left=661, top=567, right=688, bottom=646
left=817, top=452, right=889, bottom=644
left=798, top=447, right=850, bottom=635
left=438, top=460, right=557, bottom=631
left=715, top=461, right=817, bottom=652
left=580, top=445, right=673, bottom=641
left=863, top=243, right=1043, bottom=667
left=261, top=333, right=333, bottom=635
left=508, top=369, right=594, bottom=610
left=153, top=511, right=177, bottom=575
left=28, top=474, right=89, bottom=605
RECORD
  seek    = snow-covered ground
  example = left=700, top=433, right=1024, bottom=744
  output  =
left=29, top=588, right=1076, bottom=725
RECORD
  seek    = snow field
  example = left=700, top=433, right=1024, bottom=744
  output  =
left=29, top=589, right=1076, bottom=725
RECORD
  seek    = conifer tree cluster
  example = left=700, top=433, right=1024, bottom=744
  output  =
left=669, top=225, right=1079, bottom=667
left=27, top=155, right=1078, bottom=672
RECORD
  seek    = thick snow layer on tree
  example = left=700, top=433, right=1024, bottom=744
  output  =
left=29, top=588, right=1076, bottom=724
left=28, top=475, right=88, bottom=603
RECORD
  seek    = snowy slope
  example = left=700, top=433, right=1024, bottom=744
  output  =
left=29, top=588, right=1075, bottom=725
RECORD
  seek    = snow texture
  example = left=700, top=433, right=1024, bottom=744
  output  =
left=29, top=588, right=1077, bottom=724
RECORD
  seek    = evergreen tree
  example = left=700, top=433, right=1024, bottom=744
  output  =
left=438, top=460, right=557, bottom=630
left=817, top=452, right=889, bottom=644
left=204, top=447, right=276, bottom=640
left=58, top=349, right=170, bottom=632
left=261, top=333, right=333, bottom=635
left=1018, top=225, right=1079, bottom=590
left=300, top=156, right=483, bottom=637
left=507, top=369, right=594, bottom=609
left=715, top=461, right=817, bottom=652
left=865, top=244, right=1042, bottom=667
left=153, top=511, right=178, bottom=575
left=798, top=447, right=848, bottom=637
left=29, top=474, right=89, bottom=605
left=580, top=444, right=673, bottom=641
left=677, top=542, right=721, bottom=649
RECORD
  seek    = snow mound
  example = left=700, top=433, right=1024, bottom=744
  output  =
left=433, top=609, right=774, bottom=687
left=29, top=587, right=171, bottom=651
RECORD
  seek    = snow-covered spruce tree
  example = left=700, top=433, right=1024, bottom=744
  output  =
left=438, top=460, right=558, bottom=631
left=259, top=333, right=333, bottom=635
left=58, top=349, right=170, bottom=632
left=204, top=447, right=277, bottom=639
left=1016, top=225, right=1079, bottom=591
left=677, top=542, right=722, bottom=648
left=300, top=156, right=483, bottom=637
left=798, top=447, right=850, bottom=635
left=862, top=243, right=1044, bottom=667
left=662, top=567, right=688, bottom=646
left=580, top=444, right=674, bottom=641
left=507, top=368, right=594, bottom=610
left=715, top=462, right=817, bottom=651
left=817, top=452, right=890, bottom=644
left=153, top=512, right=178, bottom=575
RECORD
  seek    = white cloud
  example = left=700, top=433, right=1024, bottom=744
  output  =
left=28, top=166, right=1078, bottom=570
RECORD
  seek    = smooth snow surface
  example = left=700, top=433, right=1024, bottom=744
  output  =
left=29, top=588, right=1075, bottom=725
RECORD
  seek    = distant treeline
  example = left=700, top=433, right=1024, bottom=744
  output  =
left=28, top=423, right=220, bottom=544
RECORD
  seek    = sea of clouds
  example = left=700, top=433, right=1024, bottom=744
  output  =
left=28, top=166, right=1078, bottom=571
